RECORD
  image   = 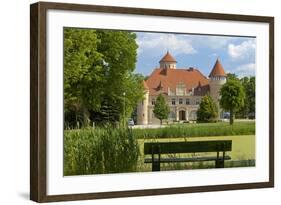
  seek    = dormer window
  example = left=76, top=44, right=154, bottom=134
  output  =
left=176, top=82, right=186, bottom=96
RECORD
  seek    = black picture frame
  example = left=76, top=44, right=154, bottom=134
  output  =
left=30, top=1, right=274, bottom=202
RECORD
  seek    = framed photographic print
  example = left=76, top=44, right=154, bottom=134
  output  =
left=30, top=1, right=274, bottom=202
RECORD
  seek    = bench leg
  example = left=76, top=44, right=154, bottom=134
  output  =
left=152, top=160, right=160, bottom=171
left=151, top=152, right=161, bottom=171
left=215, top=151, right=225, bottom=168
left=215, top=159, right=225, bottom=168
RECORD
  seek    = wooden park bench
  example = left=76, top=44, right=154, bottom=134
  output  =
left=144, top=140, right=232, bottom=171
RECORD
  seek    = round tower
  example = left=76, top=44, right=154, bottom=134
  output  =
left=137, top=81, right=149, bottom=125
left=209, top=59, right=227, bottom=118
left=159, top=51, right=177, bottom=69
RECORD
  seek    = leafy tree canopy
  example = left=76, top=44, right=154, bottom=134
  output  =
left=220, top=79, right=245, bottom=125
left=64, top=28, right=144, bottom=127
left=236, top=76, right=255, bottom=118
left=227, top=73, right=238, bottom=81
left=226, top=73, right=255, bottom=119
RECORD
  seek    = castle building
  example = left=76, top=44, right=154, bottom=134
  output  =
left=137, top=51, right=227, bottom=125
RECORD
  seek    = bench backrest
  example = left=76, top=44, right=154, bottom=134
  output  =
left=144, top=140, right=232, bottom=155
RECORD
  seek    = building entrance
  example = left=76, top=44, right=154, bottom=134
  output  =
left=179, top=110, right=186, bottom=121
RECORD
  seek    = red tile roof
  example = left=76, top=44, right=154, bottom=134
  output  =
left=143, top=80, right=149, bottom=90
left=209, top=59, right=226, bottom=77
left=159, top=51, right=177, bottom=62
left=145, top=68, right=210, bottom=96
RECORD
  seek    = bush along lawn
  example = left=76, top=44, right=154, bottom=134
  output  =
left=64, top=126, right=140, bottom=176
left=132, top=121, right=255, bottom=139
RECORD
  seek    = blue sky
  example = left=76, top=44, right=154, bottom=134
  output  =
left=135, top=32, right=256, bottom=78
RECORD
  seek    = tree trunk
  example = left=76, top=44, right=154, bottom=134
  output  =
left=160, top=119, right=162, bottom=125
left=230, top=109, right=234, bottom=125
left=82, top=106, right=90, bottom=127
left=75, top=112, right=78, bottom=129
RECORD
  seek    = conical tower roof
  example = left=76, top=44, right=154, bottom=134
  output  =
left=159, top=51, right=177, bottom=63
left=209, top=59, right=226, bottom=77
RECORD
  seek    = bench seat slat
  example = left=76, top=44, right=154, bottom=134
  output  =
left=144, top=140, right=232, bottom=154
left=144, top=156, right=231, bottom=163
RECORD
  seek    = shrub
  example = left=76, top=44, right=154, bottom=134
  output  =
left=197, top=95, right=218, bottom=123
left=132, top=122, right=255, bottom=139
left=153, top=94, right=170, bottom=125
left=64, top=126, right=140, bottom=175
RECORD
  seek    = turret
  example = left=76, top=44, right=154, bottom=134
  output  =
left=159, top=51, right=177, bottom=69
left=137, top=81, right=149, bottom=125
left=209, top=59, right=227, bottom=118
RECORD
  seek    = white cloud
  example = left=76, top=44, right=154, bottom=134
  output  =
left=136, top=33, right=196, bottom=56
left=199, top=36, right=231, bottom=49
left=137, top=33, right=256, bottom=60
left=228, top=40, right=256, bottom=60
left=209, top=53, right=218, bottom=57
left=235, top=63, right=255, bottom=77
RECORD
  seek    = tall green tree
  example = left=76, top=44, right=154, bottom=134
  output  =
left=236, top=76, right=255, bottom=118
left=64, top=28, right=104, bottom=127
left=226, top=74, right=255, bottom=119
left=247, top=76, right=255, bottom=116
left=93, top=31, right=143, bottom=126
left=220, top=79, right=246, bottom=125
left=197, top=95, right=218, bottom=123
left=153, top=94, right=170, bottom=125
left=64, top=28, right=144, bottom=127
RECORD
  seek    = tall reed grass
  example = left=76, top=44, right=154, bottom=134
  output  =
left=64, top=126, right=139, bottom=176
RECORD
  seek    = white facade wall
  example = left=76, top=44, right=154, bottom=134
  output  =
left=136, top=90, right=149, bottom=125
left=146, top=95, right=202, bottom=124
left=160, top=62, right=176, bottom=69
